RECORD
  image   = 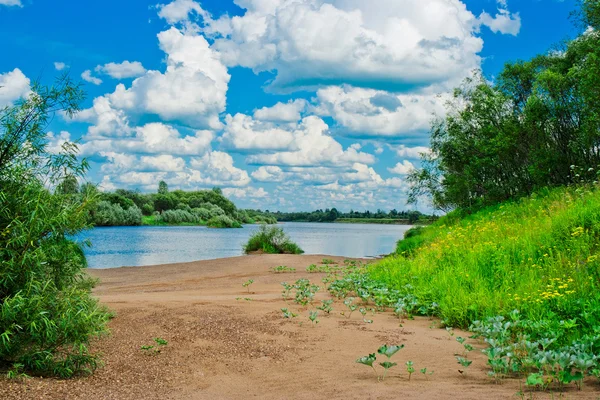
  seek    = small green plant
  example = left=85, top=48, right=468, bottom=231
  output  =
left=281, top=308, right=298, bottom=319
left=420, top=367, right=433, bottom=380
left=242, top=279, right=254, bottom=293
left=378, top=344, right=404, bottom=359
left=405, top=361, right=415, bottom=381
left=317, top=299, right=334, bottom=314
left=380, top=361, right=397, bottom=380
left=141, top=337, right=169, bottom=355
left=322, top=258, right=336, bottom=265
left=356, top=353, right=378, bottom=378
left=292, top=278, right=320, bottom=306
left=271, top=265, right=296, bottom=273
left=6, top=364, right=29, bottom=381
left=306, top=264, right=319, bottom=273
left=359, top=307, right=373, bottom=323
left=309, top=310, right=319, bottom=325
left=342, top=297, right=358, bottom=318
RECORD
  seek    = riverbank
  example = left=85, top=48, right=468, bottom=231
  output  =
left=1, top=255, right=596, bottom=399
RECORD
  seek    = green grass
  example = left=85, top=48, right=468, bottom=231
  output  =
left=334, top=218, right=412, bottom=225
left=244, top=225, right=304, bottom=254
left=369, top=185, right=600, bottom=330
left=141, top=215, right=206, bottom=226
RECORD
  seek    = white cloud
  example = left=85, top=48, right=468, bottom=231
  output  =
left=388, top=160, right=415, bottom=175
left=0, top=0, right=21, bottom=6
left=189, top=151, right=251, bottom=187
left=478, top=1, right=521, bottom=36
left=223, top=186, right=268, bottom=199
left=71, top=96, right=132, bottom=137
left=95, top=61, right=147, bottom=79
left=78, top=122, right=214, bottom=156
left=81, top=70, right=103, bottom=85
left=251, top=166, right=285, bottom=182
left=222, top=113, right=296, bottom=151
left=241, top=116, right=375, bottom=167
left=100, top=27, right=229, bottom=130
left=0, top=68, right=30, bottom=107
left=100, top=152, right=187, bottom=173
left=315, top=85, right=446, bottom=137
left=46, top=131, right=72, bottom=154
left=156, top=0, right=205, bottom=24
left=201, top=0, right=489, bottom=92
left=54, top=62, right=67, bottom=71
left=393, top=145, right=431, bottom=159
left=254, top=99, right=307, bottom=122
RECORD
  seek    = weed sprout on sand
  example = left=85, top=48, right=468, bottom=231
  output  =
left=242, top=279, right=254, bottom=293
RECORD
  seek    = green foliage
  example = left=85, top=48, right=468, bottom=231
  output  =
left=156, top=209, right=201, bottom=225
left=243, top=225, right=304, bottom=254
left=92, top=201, right=142, bottom=226
left=409, top=14, right=600, bottom=211
left=357, top=345, right=404, bottom=381
left=206, top=215, right=242, bottom=228
left=0, top=76, right=110, bottom=377
left=270, top=265, right=296, bottom=273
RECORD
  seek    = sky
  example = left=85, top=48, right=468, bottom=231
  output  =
left=0, top=0, right=581, bottom=212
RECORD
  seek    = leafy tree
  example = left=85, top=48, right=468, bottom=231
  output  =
left=408, top=7, right=600, bottom=211
left=0, top=76, right=110, bottom=377
left=55, top=174, right=79, bottom=195
left=158, top=180, right=168, bottom=195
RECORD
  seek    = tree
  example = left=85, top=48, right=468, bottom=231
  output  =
left=158, top=180, right=168, bottom=195
left=408, top=9, right=600, bottom=211
left=55, top=174, right=79, bottom=195
left=0, top=76, right=110, bottom=377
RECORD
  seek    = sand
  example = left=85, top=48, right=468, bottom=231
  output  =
left=1, top=254, right=598, bottom=399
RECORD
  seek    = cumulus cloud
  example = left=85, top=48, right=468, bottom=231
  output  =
left=239, top=116, right=375, bottom=167
left=199, top=0, right=489, bottom=92
left=0, top=0, right=21, bottom=6
left=100, top=152, right=187, bottom=173
left=388, top=160, right=415, bottom=175
left=54, top=62, right=67, bottom=71
left=95, top=61, right=147, bottom=79
left=478, top=0, right=521, bottom=36
left=223, top=186, right=268, bottom=199
left=315, top=85, right=446, bottom=138
left=393, top=145, right=431, bottom=159
left=0, top=68, right=30, bottom=107
left=81, top=70, right=103, bottom=85
left=77, top=122, right=214, bottom=156
left=253, top=99, right=307, bottom=122
left=189, top=151, right=251, bottom=187
left=102, top=27, right=229, bottom=129
left=156, top=0, right=205, bottom=24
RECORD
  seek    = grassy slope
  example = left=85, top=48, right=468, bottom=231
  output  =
left=370, top=186, right=600, bottom=329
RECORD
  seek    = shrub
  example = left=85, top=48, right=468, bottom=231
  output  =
left=93, top=201, right=142, bottom=226
left=192, top=207, right=212, bottom=221
left=141, top=203, right=154, bottom=216
left=243, top=225, right=304, bottom=254
left=206, top=215, right=242, bottom=228
left=156, top=209, right=200, bottom=224
left=0, top=76, right=110, bottom=377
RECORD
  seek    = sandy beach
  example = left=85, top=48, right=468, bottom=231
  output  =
left=1, top=254, right=597, bottom=400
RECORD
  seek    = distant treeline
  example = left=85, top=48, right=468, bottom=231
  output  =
left=60, top=180, right=277, bottom=228
left=244, top=208, right=436, bottom=224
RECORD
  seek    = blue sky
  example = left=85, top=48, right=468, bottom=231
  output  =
left=0, top=0, right=580, bottom=212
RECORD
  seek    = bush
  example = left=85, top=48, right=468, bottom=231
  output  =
left=156, top=209, right=200, bottom=224
left=192, top=207, right=212, bottom=221
left=206, top=215, right=242, bottom=228
left=93, top=201, right=142, bottom=226
left=0, top=76, right=110, bottom=377
left=141, top=203, right=154, bottom=216
left=243, top=225, right=304, bottom=254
